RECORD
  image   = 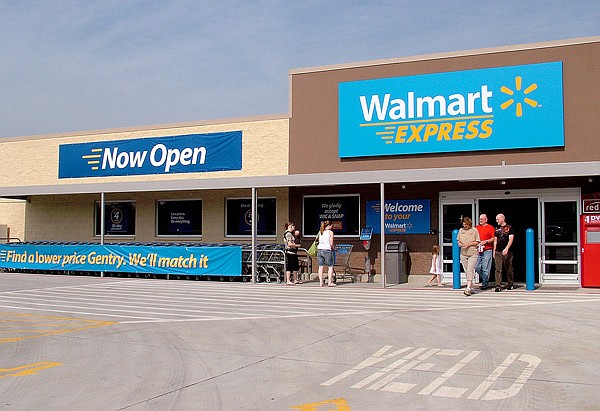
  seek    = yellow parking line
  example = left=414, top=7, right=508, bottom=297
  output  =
left=0, top=312, right=116, bottom=345
left=0, top=362, right=63, bottom=379
left=290, top=398, right=351, bottom=410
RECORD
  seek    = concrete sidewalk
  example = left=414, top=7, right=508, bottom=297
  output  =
left=2, top=272, right=600, bottom=410
left=299, top=273, right=599, bottom=293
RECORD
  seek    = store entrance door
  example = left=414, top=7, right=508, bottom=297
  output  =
left=441, top=189, right=580, bottom=285
left=478, top=198, right=539, bottom=283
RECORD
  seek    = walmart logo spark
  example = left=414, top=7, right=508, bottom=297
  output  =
left=81, top=148, right=102, bottom=171
left=500, top=76, right=538, bottom=117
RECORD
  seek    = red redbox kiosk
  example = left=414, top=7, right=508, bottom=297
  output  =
left=581, top=213, right=600, bottom=287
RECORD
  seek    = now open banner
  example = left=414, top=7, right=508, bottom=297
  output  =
left=59, top=131, right=242, bottom=178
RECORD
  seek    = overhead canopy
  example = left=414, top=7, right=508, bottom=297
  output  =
left=0, top=160, right=597, bottom=197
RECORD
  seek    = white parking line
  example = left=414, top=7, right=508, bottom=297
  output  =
left=2, top=278, right=600, bottom=323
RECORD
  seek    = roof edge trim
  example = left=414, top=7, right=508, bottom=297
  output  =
left=289, top=36, right=600, bottom=75
left=0, top=113, right=290, bottom=143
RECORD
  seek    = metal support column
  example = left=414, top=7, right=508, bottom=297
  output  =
left=100, top=192, right=105, bottom=278
left=251, top=187, right=257, bottom=284
left=380, top=182, right=386, bottom=288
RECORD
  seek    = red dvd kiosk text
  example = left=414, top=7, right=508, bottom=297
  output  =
left=581, top=213, right=600, bottom=287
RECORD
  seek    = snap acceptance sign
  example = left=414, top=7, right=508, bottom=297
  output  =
left=59, top=131, right=242, bottom=178
left=338, top=62, right=564, bottom=158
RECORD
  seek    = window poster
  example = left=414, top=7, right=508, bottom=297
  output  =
left=95, top=201, right=136, bottom=236
left=226, top=198, right=276, bottom=236
left=303, top=195, right=360, bottom=236
left=157, top=200, right=202, bottom=236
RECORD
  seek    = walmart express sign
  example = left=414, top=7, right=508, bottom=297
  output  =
left=338, top=62, right=564, bottom=157
left=59, top=131, right=242, bottom=178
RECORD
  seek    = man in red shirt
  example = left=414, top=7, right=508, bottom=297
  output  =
left=475, top=214, right=495, bottom=290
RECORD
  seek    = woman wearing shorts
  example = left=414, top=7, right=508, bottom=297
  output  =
left=317, top=220, right=335, bottom=287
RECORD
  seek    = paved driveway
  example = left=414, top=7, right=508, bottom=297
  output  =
left=1, top=273, right=600, bottom=410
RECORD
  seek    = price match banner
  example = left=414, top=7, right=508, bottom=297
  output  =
left=0, top=243, right=242, bottom=276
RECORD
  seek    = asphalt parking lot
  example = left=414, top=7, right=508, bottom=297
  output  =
left=1, top=272, right=600, bottom=410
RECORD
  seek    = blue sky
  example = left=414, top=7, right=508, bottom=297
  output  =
left=1, top=1, right=598, bottom=138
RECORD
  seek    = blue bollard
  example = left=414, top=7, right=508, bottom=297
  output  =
left=452, top=229, right=461, bottom=289
left=526, top=228, right=535, bottom=290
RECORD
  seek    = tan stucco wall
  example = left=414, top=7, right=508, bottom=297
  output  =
left=25, top=188, right=289, bottom=243
left=0, top=199, right=26, bottom=241
left=0, top=116, right=289, bottom=188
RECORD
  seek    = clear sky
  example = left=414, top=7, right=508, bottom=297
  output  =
left=1, top=1, right=598, bottom=138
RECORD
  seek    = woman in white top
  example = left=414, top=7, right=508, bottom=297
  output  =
left=317, top=220, right=335, bottom=287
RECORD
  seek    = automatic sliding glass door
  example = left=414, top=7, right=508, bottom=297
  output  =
left=541, top=200, right=579, bottom=284
left=441, top=202, right=475, bottom=283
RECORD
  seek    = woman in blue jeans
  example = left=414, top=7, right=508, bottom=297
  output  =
left=317, top=220, right=335, bottom=287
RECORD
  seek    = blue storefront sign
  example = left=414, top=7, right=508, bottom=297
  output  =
left=366, top=200, right=430, bottom=234
left=59, top=131, right=242, bottom=178
left=0, top=243, right=242, bottom=276
left=339, top=62, right=564, bottom=158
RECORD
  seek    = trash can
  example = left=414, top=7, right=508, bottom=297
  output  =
left=385, top=241, right=408, bottom=284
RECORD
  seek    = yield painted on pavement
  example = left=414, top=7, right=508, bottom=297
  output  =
left=322, top=345, right=540, bottom=401
left=0, top=312, right=116, bottom=344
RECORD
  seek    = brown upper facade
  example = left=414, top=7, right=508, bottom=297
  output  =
left=288, top=37, right=600, bottom=176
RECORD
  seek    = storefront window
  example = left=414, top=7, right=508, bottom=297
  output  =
left=544, top=202, right=577, bottom=243
left=157, top=200, right=202, bottom=236
left=438, top=201, right=476, bottom=279
left=544, top=245, right=577, bottom=260
left=442, top=204, right=474, bottom=244
left=95, top=201, right=136, bottom=236
left=303, top=195, right=360, bottom=237
left=544, top=264, right=577, bottom=274
left=225, top=198, right=276, bottom=236
left=542, top=200, right=579, bottom=280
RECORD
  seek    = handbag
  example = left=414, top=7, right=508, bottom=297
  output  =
left=307, top=234, right=319, bottom=257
